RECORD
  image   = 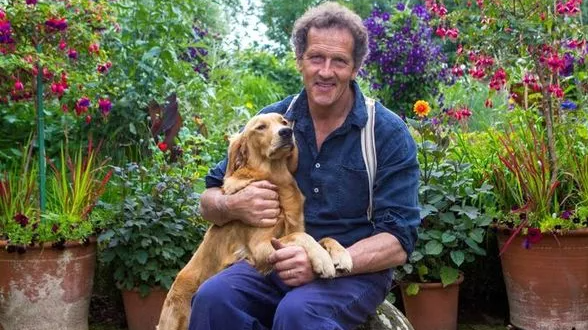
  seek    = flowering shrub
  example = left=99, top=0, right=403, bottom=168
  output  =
left=362, top=4, right=451, bottom=115
left=0, top=1, right=115, bottom=160
left=431, top=0, right=588, bottom=244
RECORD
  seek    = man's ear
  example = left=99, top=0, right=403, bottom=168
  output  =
left=287, top=143, right=299, bottom=174
left=225, top=133, right=248, bottom=178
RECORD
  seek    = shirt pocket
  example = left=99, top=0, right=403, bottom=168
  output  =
left=335, top=163, right=370, bottom=219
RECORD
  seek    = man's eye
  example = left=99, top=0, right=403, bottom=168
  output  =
left=256, top=124, right=267, bottom=130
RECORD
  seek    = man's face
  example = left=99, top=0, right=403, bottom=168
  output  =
left=297, top=27, right=358, bottom=111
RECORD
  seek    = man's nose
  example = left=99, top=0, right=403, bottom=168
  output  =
left=318, top=59, right=335, bottom=77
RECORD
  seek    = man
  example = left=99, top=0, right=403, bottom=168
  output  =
left=191, top=2, right=420, bottom=329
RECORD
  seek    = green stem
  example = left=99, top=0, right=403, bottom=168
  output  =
left=36, top=43, right=46, bottom=214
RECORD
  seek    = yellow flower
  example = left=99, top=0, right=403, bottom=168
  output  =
left=245, top=101, right=254, bottom=109
left=413, top=100, right=431, bottom=118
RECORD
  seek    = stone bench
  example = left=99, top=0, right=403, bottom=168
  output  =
left=357, top=300, right=414, bottom=330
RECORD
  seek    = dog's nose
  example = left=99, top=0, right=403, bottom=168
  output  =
left=278, top=127, right=293, bottom=138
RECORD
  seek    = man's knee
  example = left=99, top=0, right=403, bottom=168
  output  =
left=191, top=276, right=230, bottom=310
left=273, top=293, right=340, bottom=329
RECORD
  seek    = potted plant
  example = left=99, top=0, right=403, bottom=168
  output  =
left=397, top=106, right=493, bottom=330
left=0, top=140, right=112, bottom=330
left=98, top=140, right=207, bottom=330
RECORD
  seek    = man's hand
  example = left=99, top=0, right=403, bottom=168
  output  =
left=269, top=238, right=316, bottom=287
left=226, top=180, right=280, bottom=227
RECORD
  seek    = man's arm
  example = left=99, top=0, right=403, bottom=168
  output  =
left=199, top=181, right=282, bottom=227
left=346, top=232, right=407, bottom=275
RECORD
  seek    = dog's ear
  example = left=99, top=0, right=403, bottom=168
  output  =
left=225, top=133, right=248, bottom=178
left=287, top=143, right=299, bottom=174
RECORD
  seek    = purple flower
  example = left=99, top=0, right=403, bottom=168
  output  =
left=561, top=210, right=573, bottom=219
left=382, top=12, right=390, bottom=21
left=98, top=98, right=112, bottom=115
left=396, top=2, right=406, bottom=11
left=561, top=100, right=577, bottom=110
left=77, top=97, right=90, bottom=107
left=45, top=18, right=68, bottom=31
left=26, top=0, right=37, bottom=4
left=68, top=49, right=78, bottom=59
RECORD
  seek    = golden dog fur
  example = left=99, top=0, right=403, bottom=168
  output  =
left=157, top=113, right=352, bottom=330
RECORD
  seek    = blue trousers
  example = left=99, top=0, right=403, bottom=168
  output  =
left=188, top=261, right=393, bottom=330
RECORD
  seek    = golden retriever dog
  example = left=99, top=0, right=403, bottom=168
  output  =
left=157, top=113, right=353, bottom=330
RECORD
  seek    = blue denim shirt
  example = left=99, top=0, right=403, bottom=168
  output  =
left=205, top=82, right=421, bottom=254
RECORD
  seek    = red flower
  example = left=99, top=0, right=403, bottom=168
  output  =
left=85, top=115, right=92, bottom=124
left=158, top=142, right=168, bottom=152
left=485, top=98, right=493, bottom=108
left=14, top=213, right=29, bottom=227
left=59, top=39, right=67, bottom=50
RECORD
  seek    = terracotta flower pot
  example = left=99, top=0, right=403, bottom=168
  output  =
left=121, top=287, right=168, bottom=330
left=498, top=229, right=588, bottom=330
left=401, top=274, right=464, bottom=330
left=0, top=239, right=97, bottom=330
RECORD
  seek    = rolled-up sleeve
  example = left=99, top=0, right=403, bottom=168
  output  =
left=371, top=114, right=421, bottom=255
left=204, top=158, right=227, bottom=188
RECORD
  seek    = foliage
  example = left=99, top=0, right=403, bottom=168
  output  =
left=362, top=3, right=451, bottom=116
left=397, top=112, right=493, bottom=294
left=0, top=140, right=111, bottom=247
left=98, top=141, right=209, bottom=296
left=85, top=0, right=226, bottom=164
left=0, top=0, right=114, bottom=160
left=258, top=0, right=393, bottom=53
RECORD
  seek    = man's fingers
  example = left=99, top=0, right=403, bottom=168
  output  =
left=251, top=180, right=278, bottom=191
left=258, top=218, right=278, bottom=227
left=271, top=238, right=285, bottom=250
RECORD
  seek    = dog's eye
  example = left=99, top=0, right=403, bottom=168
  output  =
left=256, top=124, right=267, bottom=130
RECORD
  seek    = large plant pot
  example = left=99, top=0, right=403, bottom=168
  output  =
left=400, top=274, right=464, bottom=330
left=121, top=287, right=168, bottom=330
left=0, top=239, right=97, bottom=330
left=498, top=229, right=588, bottom=330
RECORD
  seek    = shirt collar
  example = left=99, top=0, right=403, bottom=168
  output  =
left=285, top=81, right=368, bottom=129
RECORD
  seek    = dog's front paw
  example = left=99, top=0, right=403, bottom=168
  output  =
left=309, top=248, right=336, bottom=279
left=331, top=248, right=353, bottom=275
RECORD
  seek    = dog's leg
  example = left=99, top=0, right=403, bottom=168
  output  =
left=157, top=227, right=237, bottom=330
left=318, top=237, right=353, bottom=275
left=277, top=232, right=337, bottom=278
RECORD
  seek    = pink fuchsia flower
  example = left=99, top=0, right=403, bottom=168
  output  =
left=75, top=97, right=90, bottom=115
left=489, top=68, right=507, bottom=90
left=469, top=67, right=485, bottom=79
left=452, top=66, right=464, bottom=77
left=97, top=62, right=112, bottom=74
left=50, top=82, right=66, bottom=97
left=59, top=39, right=67, bottom=50
left=446, top=28, right=459, bottom=41
left=0, top=9, right=5, bottom=20
left=435, top=26, right=447, bottom=38
left=88, top=43, right=99, bottom=54
left=98, top=98, right=112, bottom=115
left=45, top=18, right=68, bottom=31
left=67, top=49, right=78, bottom=59
left=546, top=53, right=565, bottom=73
left=548, top=84, right=564, bottom=99
left=447, top=106, right=473, bottom=121
left=14, top=80, right=24, bottom=91
left=566, top=39, right=585, bottom=49
left=26, top=0, right=37, bottom=5
left=85, top=115, right=92, bottom=124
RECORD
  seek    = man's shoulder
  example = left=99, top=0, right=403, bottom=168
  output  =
left=372, top=101, right=408, bottom=133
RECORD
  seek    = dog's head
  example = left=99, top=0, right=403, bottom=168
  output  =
left=226, top=113, right=298, bottom=177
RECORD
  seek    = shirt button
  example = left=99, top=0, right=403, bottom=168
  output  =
left=315, top=163, right=321, bottom=169
left=313, top=188, right=319, bottom=193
